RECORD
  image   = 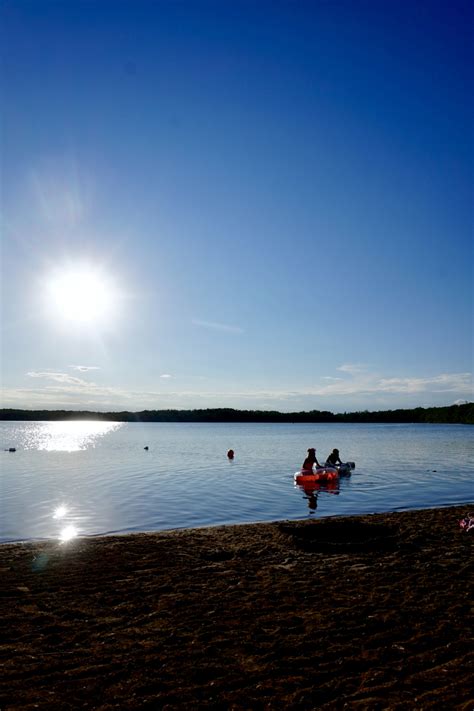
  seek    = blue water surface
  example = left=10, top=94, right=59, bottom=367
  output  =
left=1, top=421, right=473, bottom=542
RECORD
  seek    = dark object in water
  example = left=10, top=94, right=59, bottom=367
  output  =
left=144, top=446, right=149, bottom=451
left=8, top=448, right=16, bottom=453
left=227, top=449, right=234, bottom=459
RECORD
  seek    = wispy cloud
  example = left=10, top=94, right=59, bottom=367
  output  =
left=192, top=319, right=244, bottom=334
left=27, top=371, right=91, bottom=387
left=3, top=367, right=470, bottom=412
left=314, top=371, right=472, bottom=397
left=337, top=363, right=368, bottom=375
left=2, top=384, right=133, bottom=410
left=160, top=374, right=173, bottom=379
left=376, top=374, right=472, bottom=394
left=69, top=365, right=100, bottom=372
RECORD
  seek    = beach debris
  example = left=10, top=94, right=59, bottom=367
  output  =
left=459, top=515, right=474, bottom=533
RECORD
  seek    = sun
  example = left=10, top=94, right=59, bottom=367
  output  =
left=46, top=265, right=118, bottom=325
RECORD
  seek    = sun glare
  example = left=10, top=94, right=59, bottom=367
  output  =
left=59, top=524, right=79, bottom=543
left=46, top=265, right=117, bottom=325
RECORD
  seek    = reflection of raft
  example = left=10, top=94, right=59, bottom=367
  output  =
left=301, top=478, right=340, bottom=494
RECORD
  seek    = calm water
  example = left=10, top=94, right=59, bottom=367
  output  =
left=1, top=420, right=473, bottom=543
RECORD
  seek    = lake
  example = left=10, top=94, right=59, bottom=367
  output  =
left=1, top=420, right=473, bottom=543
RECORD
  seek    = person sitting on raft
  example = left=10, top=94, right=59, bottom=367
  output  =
left=302, top=447, right=321, bottom=472
left=325, top=448, right=343, bottom=467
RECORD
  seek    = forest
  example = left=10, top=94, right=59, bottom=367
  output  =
left=1, top=402, right=472, bottom=424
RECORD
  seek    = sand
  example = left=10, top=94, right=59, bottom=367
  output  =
left=1, top=505, right=473, bottom=710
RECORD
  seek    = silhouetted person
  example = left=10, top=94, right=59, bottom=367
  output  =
left=326, top=448, right=342, bottom=466
left=302, top=447, right=321, bottom=471
left=227, top=449, right=234, bottom=459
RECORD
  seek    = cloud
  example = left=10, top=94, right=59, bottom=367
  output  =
left=374, top=373, right=473, bottom=394
left=1, top=385, right=130, bottom=410
left=314, top=371, right=472, bottom=397
left=27, top=371, right=91, bottom=387
left=3, top=367, right=471, bottom=412
left=69, top=365, right=100, bottom=372
left=192, top=319, right=244, bottom=334
left=160, top=374, right=173, bottom=379
left=337, top=363, right=368, bottom=374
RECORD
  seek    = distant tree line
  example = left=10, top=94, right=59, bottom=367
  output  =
left=0, top=403, right=472, bottom=424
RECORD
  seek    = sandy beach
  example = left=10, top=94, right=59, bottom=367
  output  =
left=1, top=505, right=473, bottom=710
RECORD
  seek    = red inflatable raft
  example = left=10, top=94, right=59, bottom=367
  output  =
left=294, top=467, right=339, bottom=485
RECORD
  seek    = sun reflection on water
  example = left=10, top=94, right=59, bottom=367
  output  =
left=25, top=421, right=123, bottom=452
left=51, top=503, right=81, bottom=543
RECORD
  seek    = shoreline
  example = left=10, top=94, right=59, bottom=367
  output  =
left=1, top=505, right=473, bottom=709
left=1, top=401, right=473, bottom=425
left=2, top=501, right=473, bottom=547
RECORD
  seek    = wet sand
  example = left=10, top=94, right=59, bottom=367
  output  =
left=1, top=505, right=473, bottom=710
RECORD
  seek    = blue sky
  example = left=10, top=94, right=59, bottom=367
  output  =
left=2, top=0, right=472, bottom=412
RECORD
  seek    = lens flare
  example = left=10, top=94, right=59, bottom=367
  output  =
left=53, top=504, right=68, bottom=519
